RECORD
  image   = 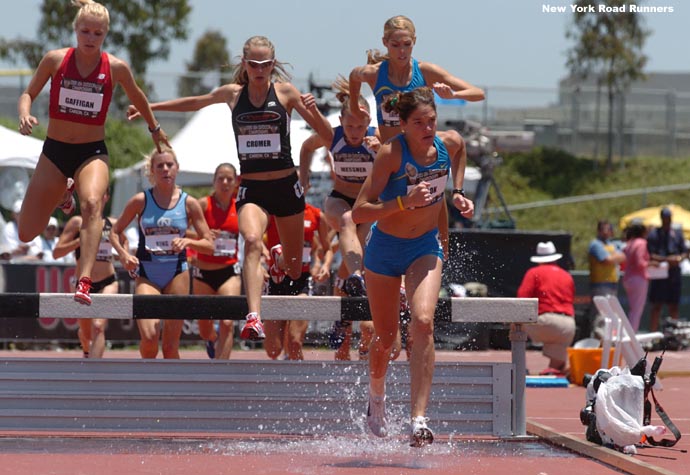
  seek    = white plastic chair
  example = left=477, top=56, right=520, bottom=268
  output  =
left=593, top=295, right=664, bottom=386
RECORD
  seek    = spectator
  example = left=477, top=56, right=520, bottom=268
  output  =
left=583, top=220, right=625, bottom=339
left=647, top=207, right=687, bottom=331
left=517, top=241, right=576, bottom=377
left=622, top=222, right=650, bottom=332
left=0, top=244, right=10, bottom=262
left=2, top=199, right=42, bottom=261
left=39, top=217, right=72, bottom=263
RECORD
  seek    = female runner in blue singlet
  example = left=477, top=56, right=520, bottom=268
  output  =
left=347, top=15, right=484, bottom=143
left=111, top=146, right=214, bottom=359
left=352, top=87, right=474, bottom=447
left=299, top=79, right=383, bottom=358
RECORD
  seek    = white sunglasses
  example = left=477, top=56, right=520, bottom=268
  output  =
left=244, top=59, right=275, bottom=69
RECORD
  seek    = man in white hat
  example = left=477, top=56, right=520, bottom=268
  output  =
left=517, top=241, right=576, bottom=376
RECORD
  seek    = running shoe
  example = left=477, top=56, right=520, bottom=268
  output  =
left=269, top=244, right=285, bottom=284
left=240, top=312, right=266, bottom=340
left=328, top=320, right=351, bottom=349
left=58, top=178, right=76, bottom=215
left=367, top=394, right=387, bottom=438
left=410, top=416, right=434, bottom=447
left=343, top=273, right=366, bottom=297
left=205, top=339, right=216, bottom=359
left=74, top=276, right=92, bottom=306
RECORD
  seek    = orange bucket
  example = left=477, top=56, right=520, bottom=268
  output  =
left=567, top=347, right=615, bottom=386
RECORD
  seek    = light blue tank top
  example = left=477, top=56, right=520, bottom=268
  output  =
left=136, top=188, right=189, bottom=263
left=373, top=58, right=427, bottom=127
left=330, top=125, right=377, bottom=184
left=379, top=134, right=449, bottom=208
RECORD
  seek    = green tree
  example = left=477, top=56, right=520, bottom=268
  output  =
left=177, top=30, right=234, bottom=97
left=566, top=0, right=649, bottom=171
left=0, top=0, right=191, bottom=95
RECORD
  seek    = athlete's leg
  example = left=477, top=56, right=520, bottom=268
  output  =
left=17, top=155, right=67, bottom=242
left=364, top=270, right=402, bottom=397
left=159, top=270, right=190, bottom=359
left=238, top=204, right=270, bottom=315
left=285, top=319, right=309, bottom=360
left=73, top=157, right=109, bottom=281
left=404, top=255, right=442, bottom=418
left=274, top=211, right=305, bottom=281
left=135, top=279, right=162, bottom=359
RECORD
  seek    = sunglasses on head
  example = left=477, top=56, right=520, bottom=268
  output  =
left=245, top=58, right=275, bottom=69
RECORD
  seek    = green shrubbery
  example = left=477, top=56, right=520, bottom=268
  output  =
left=496, top=148, right=690, bottom=269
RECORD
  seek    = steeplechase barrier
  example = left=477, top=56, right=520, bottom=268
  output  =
left=0, top=293, right=536, bottom=438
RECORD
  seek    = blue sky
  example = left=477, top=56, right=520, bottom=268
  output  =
left=1, top=0, right=687, bottom=103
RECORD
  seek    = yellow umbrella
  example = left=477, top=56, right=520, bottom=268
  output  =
left=619, top=204, right=690, bottom=240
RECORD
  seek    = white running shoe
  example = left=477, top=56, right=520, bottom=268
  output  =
left=367, top=394, right=387, bottom=437
left=410, top=416, right=434, bottom=447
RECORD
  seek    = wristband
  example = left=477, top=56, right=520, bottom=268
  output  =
left=396, top=195, right=405, bottom=211
left=148, top=123, right=161, bottom=133
left=452, top=188, right=465, bottom=197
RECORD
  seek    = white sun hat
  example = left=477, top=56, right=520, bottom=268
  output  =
left=530, top=241, right=563, bottom=263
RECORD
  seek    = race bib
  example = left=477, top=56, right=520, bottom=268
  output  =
left=302, top=245, right=312, bottom=263
left=380, top=95, right=400, bottom=127
left=406, top=172, right=448, bottom=207
left=58, top=86, right=104, bottom=117
left=145, top=233, right=177, bottom=255
left=238, top=133, right=281, bottom=155
left=214, top=235, right=237, bottom=257
left=96, top=242, right=113, bottom=261
left=334, top=160, right=373, bottom=181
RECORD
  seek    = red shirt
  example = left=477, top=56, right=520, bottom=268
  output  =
left=266, top=204, right=321, bottom=273
left=197, top=195, right=239, bottom=265
left=517, top=263, right=575, bottom=316
left=49, top=48, right=113, bottom=126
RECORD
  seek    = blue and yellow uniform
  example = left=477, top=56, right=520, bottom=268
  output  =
left=364, top=134, right=449, bottom=277
left=373, top=59, right=426, bottom=128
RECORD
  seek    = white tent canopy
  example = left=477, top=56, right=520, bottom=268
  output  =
left=0, top=125, right=42, bottom=211
left=0, top=125, right=42, bottom=169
